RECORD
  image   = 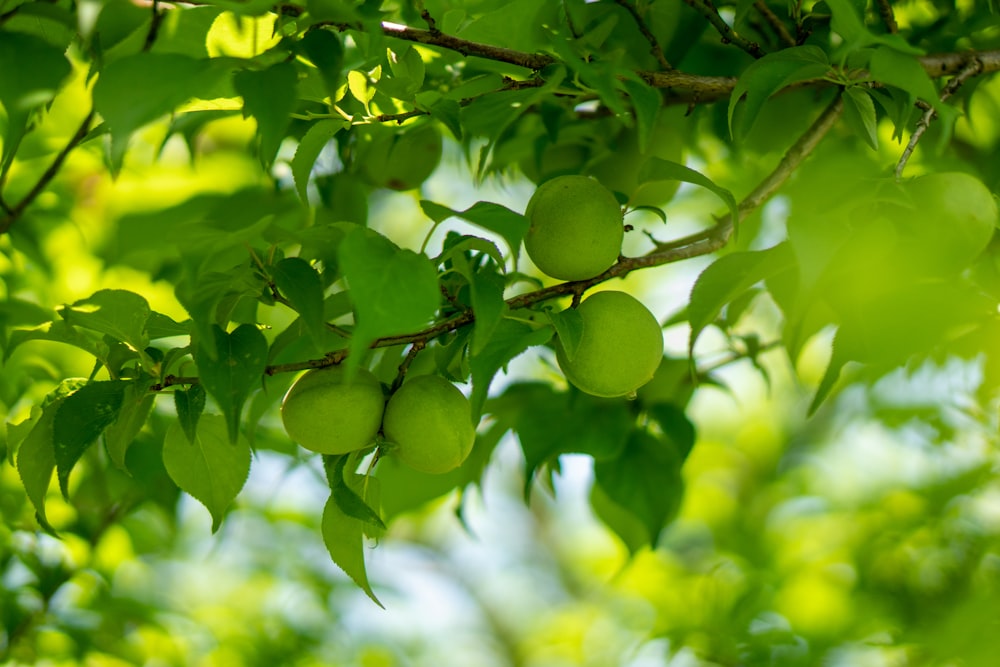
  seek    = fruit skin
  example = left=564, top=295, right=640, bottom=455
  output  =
left=898, top=172, right=997, bottom=272
left=281, top=366, right=385, bottom=455
left=357, top=122, right=443, bottom=191
left=524, top=175, right=624, bottom=281
left=555, top=291, right=664, bottom=398
left=382, top=375, right=476, bottom=474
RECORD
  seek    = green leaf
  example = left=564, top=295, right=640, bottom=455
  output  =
left=688, top=243, right=795, bottom=355
left=495, top=382, right=633, bottom=496
left=292, top=118, right=346, bottom=202
left=59, top=289, right=152, bottom=361
left=104, top=380, right=156, bottom=470
left=338, top=226, right=440, bottom=376
left=0, top=30, right=72, bottom=177
left=843, top=87, right=878, bottom=150
left=148, top=311, right=192, bottom=339
left=593, top=428, right=685, bottom=552
left=194, top=324, right=268, bottom=443
left=324, top=455, right=386, bottom=531
left=420, top=200, right=529, bottom=259
left=298, top=28, right=344, bottom=98
left=53, top=380, right=128, bottom=497
left=727, top=46, right=830, bottom=141
left=808, top=281, right=994, bottom=414
left=468, top=319, right=553, bottom=421
left=234, top=62, right=298, bottom=167
left=162, top=415, right=252, bottom=532
left=271, top=257, right=326, bottom=352
left=6, top=319, right=109, bottom=366
left=374, top=453, right=466, bottom=520
left=321, top=495, right=384, bottom=607
left=637, top=159, right=740, bottom=230
left=444, top=246, right=506, bottom=355
left=93, top=52, right=232, bottom=170
left=869, top=47, right=953, bottom=124
left=545, top=307, right=583, bottom=362
left=621, top=76, right=661, bottom=148
left=16, top=403, right=60, bottom=531
left=174, top=384, right=207, bottom=445
left=826, top=0, right=923, bottom=55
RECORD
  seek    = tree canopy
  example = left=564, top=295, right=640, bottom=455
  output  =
left=2, top=0, right=1000, bottom=664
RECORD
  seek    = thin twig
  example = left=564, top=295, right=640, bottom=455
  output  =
left=682, top=0, right=766, bottom=58
left=413, top=0, right=439, bottom=34
left=390, top=341, right=426, bottom=393
left=875, top=0, right=898, bottom=34
left=895, top=57, right=983, bottom=179
left=754, top=0, right=796, bottom=47
left=0, top=111, right=95, bottom=236
left=612, top=0, right=673, bottom=70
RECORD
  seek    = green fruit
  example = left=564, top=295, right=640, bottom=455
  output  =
left=556, top=291, right=664, bottom=398
left=357, top=122, right=443, bottom=191
left=524, top=175, right=623, bottom=281
left=281, top=366, right=385, bottom=455
left=899, top=172, right=997, bottom=272
left=382, top=375, right=476, bottom=474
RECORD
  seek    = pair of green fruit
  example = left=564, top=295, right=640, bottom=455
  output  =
left=281, top=368, right=475, bottom=474
left=523, top=175, right=665, bottom=398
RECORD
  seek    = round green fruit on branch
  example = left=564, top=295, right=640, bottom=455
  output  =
left=382, top=375, right=476, bottom=474
left=898, top=171, right=998, bottom=272
left=281, top=366, right=386, bottom=455
left=556, top=290, right=664, bottom=398
left=524, top=175, right=624, bottom=281
left=357, top=122, right=443, bottom=191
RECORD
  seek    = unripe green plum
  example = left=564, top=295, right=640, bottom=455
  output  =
left=524, top=175, right=623, bottom=281
left=357, top=122, right=443, bottom=191
left=556, top=291, right=664, bottom=398
left=382, top=375, right=476, bottom=474
left=281, top=366, right=385, bottom=455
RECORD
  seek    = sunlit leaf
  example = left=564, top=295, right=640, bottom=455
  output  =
left=688, top=243, right=795, bottom=355
left=338, top=226, right=440, bottom=376
left=162, top=415, right=252, bottom=532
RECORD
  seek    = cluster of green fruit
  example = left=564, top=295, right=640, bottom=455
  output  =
left=524, top=175, right=665, bottom=398
left=281, top=367, right=475, bottom=474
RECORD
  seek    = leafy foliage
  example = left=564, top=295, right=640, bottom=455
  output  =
left=2, top=0, right=1000, bottom=663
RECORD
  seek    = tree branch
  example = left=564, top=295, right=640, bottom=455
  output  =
left=754, top=0, right=797, bottom=48
left=612, top=0, right=673, bottom=70
left=895, top=57, right=983, bottom=179
left=875, top=0, right=899, bottom=34
left=0, top=111, right=94, bottom=236
left=681, top=0, right=766, bottom=58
